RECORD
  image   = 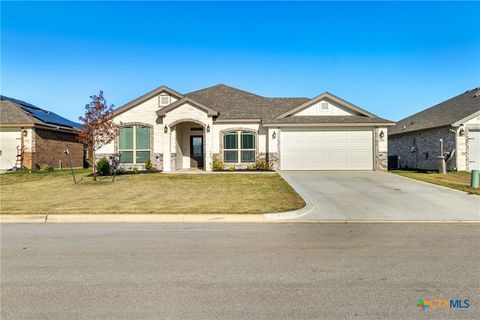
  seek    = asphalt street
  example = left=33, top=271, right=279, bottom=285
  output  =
left=1, top=223, right=479, bottom=319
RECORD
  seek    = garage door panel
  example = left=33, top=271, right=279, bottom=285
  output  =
left=0, top=129, right=22, bottom=170
left=468, top=131, right=480, bottom=170
left=280, top=128, right=373, bottom=170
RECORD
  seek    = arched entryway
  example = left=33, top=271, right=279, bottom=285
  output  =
left=169, top=120, right=207, bottom=170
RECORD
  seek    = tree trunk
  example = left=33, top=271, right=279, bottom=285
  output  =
left=92, top=150, right=97, bottom=181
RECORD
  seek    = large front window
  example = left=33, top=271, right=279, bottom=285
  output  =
left=119, top=126, right=151, bottom=163
left=223, top=131, right=256, bottom=163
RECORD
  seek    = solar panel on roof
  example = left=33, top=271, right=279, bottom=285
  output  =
left=21, top=106, right=81, bottom=128
left=1, top=95, right=81, bottom=128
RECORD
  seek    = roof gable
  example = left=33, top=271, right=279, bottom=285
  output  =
left=390, top=87, right=480, bottom=135
left=113, top=85, right=184, bottom=116
left=156, top=97, right=219, bottom=117
left=277, top=92, right=377, bottom=119
left=0, top=100, right=39, bottom=125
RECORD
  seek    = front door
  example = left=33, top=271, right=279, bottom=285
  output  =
left=190, top=136, right=204, bottom=168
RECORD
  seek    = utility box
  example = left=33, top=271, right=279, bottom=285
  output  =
left=471, top=170, right=479, bottom=189
left=438, top=157, right=446, bottom=174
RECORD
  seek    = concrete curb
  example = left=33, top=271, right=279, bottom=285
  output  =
left=1, top=214, right=478, bottom=224
left=0, top=214, right=47, bottom=223
left=264, top=171, right=315, bottom=221
left=264, top=202, right=313, bottom=221
left=0, top=214, right=265, bottom=224
left=282, top=219, right=480, bottom=224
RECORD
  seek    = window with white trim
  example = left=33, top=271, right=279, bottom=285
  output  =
left=223, top=131, right=256, bottom=163
left=159, top=95, right=170, bottom=106
left=119, top=126, right=151, bottom=163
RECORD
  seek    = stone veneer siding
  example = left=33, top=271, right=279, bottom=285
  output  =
left=388, top=127, right=456, bottom=171
left=30, top=128, right=84, bottom=169
left=374, top=128, right=388, bottom=171
left=267, top=152, right=280, bottom=171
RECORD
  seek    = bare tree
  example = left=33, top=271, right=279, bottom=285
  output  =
left=78, top=91, right=118, bottom=181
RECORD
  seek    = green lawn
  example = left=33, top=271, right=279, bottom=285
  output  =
left=0, top=169, right=305, bottom=214
left=391, top=170, right=480, bottom=195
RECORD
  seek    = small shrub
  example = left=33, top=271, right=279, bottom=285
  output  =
left=246, top=164, right=255, bottom=171
left=96, top=157, right=111, bottom=176
left=227, top=166, right=236, bottom=171
left=40, top=164, right=54, bottom=172
left=144, top=159, right=153, bottom=171
left=254, top=158, right=272, bottom=171
left=212, top=154, right=225, bottom=171
left=132, top=167, right=139, bottom=174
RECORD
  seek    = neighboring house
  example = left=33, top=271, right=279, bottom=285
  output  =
left=0, top=96, right=84, bottom=170
left=98, top=84, right=393, bottom=172
left=389, top=88, right=480, bottom=171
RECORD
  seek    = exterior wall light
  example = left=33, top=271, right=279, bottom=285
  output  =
left=23, top=130, right=28, bottom=137
left=379, top=130, right=385, bottom=139
left=164, top=125, right=168, bottom=133
left=207, top=124, right=210, bottom=133
left=459, top=128, right=465, bottom=136
left=272, top=131, right=276, bottom=139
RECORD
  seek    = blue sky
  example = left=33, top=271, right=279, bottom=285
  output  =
left=1, top=1, right=479, bottom=122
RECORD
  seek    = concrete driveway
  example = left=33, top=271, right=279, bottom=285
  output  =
left=278, top=171, right=480, bottom=221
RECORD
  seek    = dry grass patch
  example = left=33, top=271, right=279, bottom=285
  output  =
left=391, top=170, right=479, bottom=195
left=0, top=169, right=305, bottom=214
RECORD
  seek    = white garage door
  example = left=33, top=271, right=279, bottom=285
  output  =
left=468, top=131, right=480, bottom=170
left=280, top=128, right=374, bottom=170
left=0, top=129, right=21, bottom=170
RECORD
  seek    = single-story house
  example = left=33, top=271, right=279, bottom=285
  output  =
left=388, top=88, right=480, bottom=171
left=97, top=84, right=393, bottom=171
left=0, top=95, right=84, bottom=170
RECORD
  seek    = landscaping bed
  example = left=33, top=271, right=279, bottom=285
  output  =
left=0, top=169, right=305, bottom=214
left=391, top=170, right=479, bottom=195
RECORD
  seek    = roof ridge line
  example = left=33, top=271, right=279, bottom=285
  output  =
left=187, top=83, right=268, bottom=99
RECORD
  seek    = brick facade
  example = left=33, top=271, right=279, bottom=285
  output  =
left=27, top=128, right=84, bottom=169
left=388, top=127, right=456, bottom=171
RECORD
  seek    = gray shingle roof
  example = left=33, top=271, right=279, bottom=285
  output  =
left=186, top=84, right=309, bottom=120
left=186, top=84, right=392, bottom=125
left=0, top=96, right=81, bottom=129
left=264, top=115, right=392, bottom=125
left=389, top=88, right=480, bottom=135
left=0, top=100, right=40, bottom=124
left=113, top=83, right=391, bottom=125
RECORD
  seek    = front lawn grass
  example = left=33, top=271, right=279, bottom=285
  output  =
left=391, top=170, right=480, bottom=195
left=0, top=169, right=305, bottom=214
